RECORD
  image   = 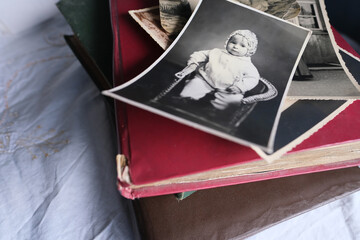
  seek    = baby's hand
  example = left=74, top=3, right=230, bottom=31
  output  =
left=225, top=85, right=242, bottom=94
left=211, top=92, right=244, bottom=110
left=175, top=64, right=197, bottom=78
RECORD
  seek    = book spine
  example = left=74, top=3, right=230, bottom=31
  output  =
left=121, top=159, right=360, bottom=199
left=110, top=0, right=132, bottom=159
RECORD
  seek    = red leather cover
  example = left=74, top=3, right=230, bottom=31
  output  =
left=111, top=0, right=360, bottom=197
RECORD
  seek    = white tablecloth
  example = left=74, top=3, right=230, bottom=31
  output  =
left=0, top=14, right=140, bottom=240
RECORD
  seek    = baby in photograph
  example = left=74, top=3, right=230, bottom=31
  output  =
left=175, top=29, right=260, bottom=110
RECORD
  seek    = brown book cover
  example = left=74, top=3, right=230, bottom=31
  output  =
left=133, top=167, right=360, bottom=239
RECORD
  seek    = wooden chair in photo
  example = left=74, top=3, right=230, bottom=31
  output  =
left=151, top=74, right=278, bottom=132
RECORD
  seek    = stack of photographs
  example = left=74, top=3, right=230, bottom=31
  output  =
left=104, top=0, right=360, bottom=160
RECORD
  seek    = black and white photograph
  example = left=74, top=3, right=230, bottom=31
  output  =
left=104, top=0, right=311, bottom=152
left=287, top=0, right=360, bottom=99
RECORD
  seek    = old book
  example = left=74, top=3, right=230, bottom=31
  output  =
left=133, top=167, right=360, bottom=239
left=57, top=0, right=113, bottom=90
left=108, top=0, right=360, bottom=199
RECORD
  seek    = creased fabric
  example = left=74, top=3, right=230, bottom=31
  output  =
left=0, top=14, right=140, bottom=240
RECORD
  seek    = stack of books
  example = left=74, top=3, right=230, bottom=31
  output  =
left=58, top=0, right=360, bottom=238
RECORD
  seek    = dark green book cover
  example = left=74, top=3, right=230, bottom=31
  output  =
left=57, top=0, right=113, bottom=90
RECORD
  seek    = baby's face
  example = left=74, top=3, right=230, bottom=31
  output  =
left=226, top=35, right=248, bottom=57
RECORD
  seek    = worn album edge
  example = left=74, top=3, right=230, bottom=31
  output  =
left=116, top=144, right=360, bottom=199
left=116, top=154, right=131, bottom=184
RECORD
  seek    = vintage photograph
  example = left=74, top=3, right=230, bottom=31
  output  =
left=287, top=0, right=360, bottom=99
left=129, top=6, right=172, bottom=50
left=105, top=0, right=311, bottom=152
left=129, top=0, right=303, bottom=50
